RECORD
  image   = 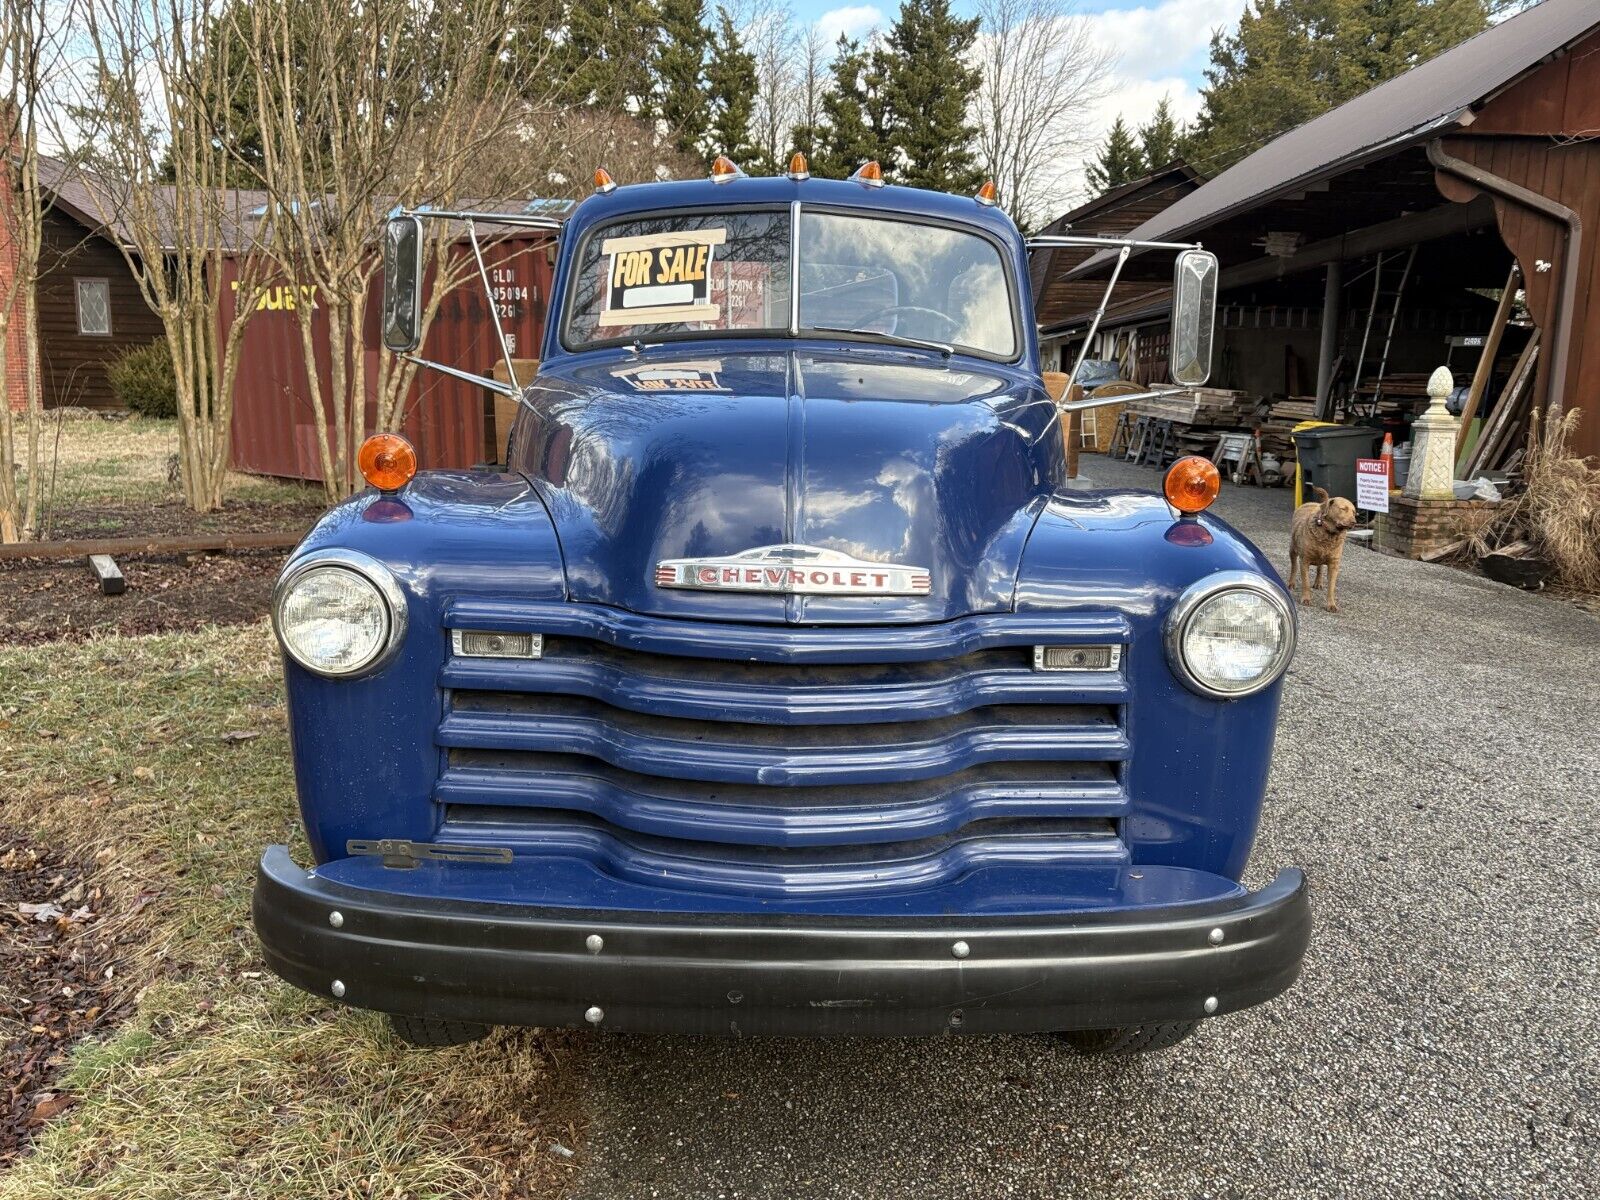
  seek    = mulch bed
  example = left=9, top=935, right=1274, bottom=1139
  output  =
left=1, top=499, right=324, bottom=646
left=0, top=833, right=127, bottom=1167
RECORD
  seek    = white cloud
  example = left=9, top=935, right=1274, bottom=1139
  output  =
left=1050, top=0, right=1248, bottom=208
left=815, top=5, right=885, bottom=47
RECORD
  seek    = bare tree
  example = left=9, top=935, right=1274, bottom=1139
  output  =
left=971, top=0, right=1114, bottom=228
left=242, top=0, right=564, bottom=501
left=71, top=0, right=277, bottom=512
left=793, top=23, right=829, bottom=150
left=735, top=0, right=800, bottom=172
left=0, top=0, right=61, bottom=541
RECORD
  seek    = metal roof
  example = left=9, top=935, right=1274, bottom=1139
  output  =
left=1074, top=0, right=1600, bottom=274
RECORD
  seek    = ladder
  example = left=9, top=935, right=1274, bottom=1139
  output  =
left=1350, top=245, right=1417, bottom=413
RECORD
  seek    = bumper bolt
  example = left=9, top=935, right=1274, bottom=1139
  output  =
left=584, top=1005, right=604, bottom=1025
left=951, top=940, right=970, bottom=959
left=1204, top=995, right=1219, bottom=1014
left=329, top=910, right=344, bottom=928
left=331, top=980, right=346, bottom=999
left=1208, top=927, right=1224, bottom=945
left=585, top=934, right=604, bottom=954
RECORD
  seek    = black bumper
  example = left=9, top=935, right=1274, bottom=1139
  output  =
left=253, top=846, right=1311, bottom=1037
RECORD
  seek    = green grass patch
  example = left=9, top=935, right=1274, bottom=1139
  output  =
left=0, top=625, right=580, bottom=1198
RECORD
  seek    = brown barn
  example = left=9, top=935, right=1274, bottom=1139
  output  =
left=3, top=157, right=166, bottom=412
left=1040, top=0, right=1600, bottom=463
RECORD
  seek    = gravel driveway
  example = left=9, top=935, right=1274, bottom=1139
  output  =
left=565, top=459, right=1600, bottom=1199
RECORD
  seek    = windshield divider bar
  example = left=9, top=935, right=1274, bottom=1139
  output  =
left=787, top=200, right=801, bottom=336
left=465, top=219, right=520, bottom=394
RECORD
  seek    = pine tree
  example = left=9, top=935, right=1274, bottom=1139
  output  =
left=558, top=0, right=660, bottom=113
left=1138, top=97, right=1181, bottom=171
left=882, top=0, right=984, bottom=193
left=705, top=7, right=757, bottom=164
left=654, top=0, right=714, bottom=156
left=813, top=35, right=893, bottom=180
left=1085, top=117, right=1145, bottom=196
left=1185, top=0, right=1489, bottom=176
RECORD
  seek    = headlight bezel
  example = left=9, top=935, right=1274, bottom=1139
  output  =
left=271, top=548, right=408, bottom=678
left=1163, top=570, right=1295, bottom=699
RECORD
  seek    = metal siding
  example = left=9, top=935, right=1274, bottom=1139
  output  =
left=227, top=234, right=553, bottom=480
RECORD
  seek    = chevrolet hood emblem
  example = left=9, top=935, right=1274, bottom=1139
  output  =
left=655, top=544, right=931, bottom=596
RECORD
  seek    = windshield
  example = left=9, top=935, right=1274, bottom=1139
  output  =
left=563, top=207, right=1018, bottom=359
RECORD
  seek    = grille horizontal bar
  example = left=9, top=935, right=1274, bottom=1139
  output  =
left=433, top=811, right=1126, bottom=897
left=438, top=751, right=1125, bottom=847
left=440, top=637, right=1126, bottom=725
left=438, top=694, right=1126, bottom=786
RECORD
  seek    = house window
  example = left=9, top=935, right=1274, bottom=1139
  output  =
left=75, top=278, right=112, bottom=336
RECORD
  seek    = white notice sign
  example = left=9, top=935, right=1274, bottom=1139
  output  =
left=1355, top=458, right=1390, bottom=513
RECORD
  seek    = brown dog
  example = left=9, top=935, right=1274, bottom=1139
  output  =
left=1288, top=486, right=1358, bottom=612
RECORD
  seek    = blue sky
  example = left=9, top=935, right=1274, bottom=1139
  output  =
left=785, top=0, right=1250, bottom=198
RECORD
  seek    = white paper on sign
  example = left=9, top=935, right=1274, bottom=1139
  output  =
left=1355, top=458, right=1390, bottom=513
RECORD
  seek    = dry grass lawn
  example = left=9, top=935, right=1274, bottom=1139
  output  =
left=20, top=413, right=312, bottom=513
left=0, top=624, right=583, bottom=1198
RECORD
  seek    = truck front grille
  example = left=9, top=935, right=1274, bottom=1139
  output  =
left=433, top=601, right=1131, bottom=897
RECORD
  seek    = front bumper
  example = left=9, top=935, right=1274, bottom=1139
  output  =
left=254, top=845, right=1311, bottom=1037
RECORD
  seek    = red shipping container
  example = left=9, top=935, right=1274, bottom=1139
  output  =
left=223, top=232, right=556, bottom=482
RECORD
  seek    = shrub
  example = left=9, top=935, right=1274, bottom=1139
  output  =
left=108, top=338, right=178, bottom=418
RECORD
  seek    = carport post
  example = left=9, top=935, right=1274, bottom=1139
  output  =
left=1314, top=260, right=1342, bottom=419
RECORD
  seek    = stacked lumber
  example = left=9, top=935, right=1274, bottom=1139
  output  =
left=1253, top=397, right=1319, bottom=460
left=1354, top=372, right=1431, bottom=398
left=1126, top=386, right=1251, bottom=427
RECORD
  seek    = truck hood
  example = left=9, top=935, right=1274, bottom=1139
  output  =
left=510, top=346, right=1058, bottom=623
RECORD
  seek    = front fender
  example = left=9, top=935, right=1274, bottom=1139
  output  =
left=280, top=472, right=564, bottom=861
left=1015, top=489, right=1291, bottom=880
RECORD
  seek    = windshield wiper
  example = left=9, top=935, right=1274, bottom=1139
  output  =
left=804, top=325, right=954, bottom=358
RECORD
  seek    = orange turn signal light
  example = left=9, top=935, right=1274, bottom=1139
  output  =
left=710, top=154, right=741, bottom=182
left=359, top=433, right=417, bottom=493
left=851, top=160, right=884, bottom=187
left=787, top=151, right=810, bottom=180
left=975, top=179, right=998, bottom=206
left=593, top=167, right=617, bottom=194
left=1164, top=455, right=1220, bottom=515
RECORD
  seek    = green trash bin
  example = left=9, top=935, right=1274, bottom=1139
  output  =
left=1292, top=425, right=1381, bottom=505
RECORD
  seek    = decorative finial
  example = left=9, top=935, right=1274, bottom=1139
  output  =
left=1427, top=366, right=1453, bottom=409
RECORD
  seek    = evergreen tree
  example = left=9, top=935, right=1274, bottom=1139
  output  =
left=1085, top=116, right=1145, bottom=195
left=1185, top=0, right=1489, bottom=175
left=1138, top=97, right=1181, bottom=171
left=558, top=0, right=660, bottom=113
left=705, top=7, right=757, bottom=164
left=654, top=0, right=714, bottom=156
left=813, top=35, right=893, bottom=180
left=882, top=0, right=984, bottom=193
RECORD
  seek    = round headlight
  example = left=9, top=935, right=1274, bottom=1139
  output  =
left=272, top=551, right=406, bottom=677
left=1165, top=573, right=1294, bottom=698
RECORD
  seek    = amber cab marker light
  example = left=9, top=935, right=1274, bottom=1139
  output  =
left=851, top=160, right=885, bottom=187
left=787, top=151, right=810, bottom=181
left=593, top=167, right=617, bottom=194
left=1164, top=455, right=1221, bottom=516
left=710, top=154, right=742, bottom=182
left=975, top=179, right=998, bottom=206
left=359, top=433, right=417, bottom=493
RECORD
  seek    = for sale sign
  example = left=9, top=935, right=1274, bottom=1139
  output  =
left=598, top=228, right=726, bottom=327
left=1355, top=458, right=1390, bottom=513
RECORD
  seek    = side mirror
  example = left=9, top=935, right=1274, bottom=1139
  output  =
left=381, top=215, right=424, bottom=352
left=1169, top=249, right=1218, bottom=386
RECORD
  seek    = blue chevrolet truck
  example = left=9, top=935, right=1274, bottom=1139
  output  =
left=253, top=157, right=1310, bottom=1053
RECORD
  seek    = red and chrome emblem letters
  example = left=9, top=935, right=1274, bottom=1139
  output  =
left=654, top=544, right=931, bottom=596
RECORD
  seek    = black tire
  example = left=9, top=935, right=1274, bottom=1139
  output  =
left=386, top=1013, right=493, bottom=1048
left=1055, top=1021, right=1198, bottom=1056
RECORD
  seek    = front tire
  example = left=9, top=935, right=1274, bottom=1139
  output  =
left=386, top=1013, right=492, bottom=1048
left=1055, top=1021, right=1197, bottom=1055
